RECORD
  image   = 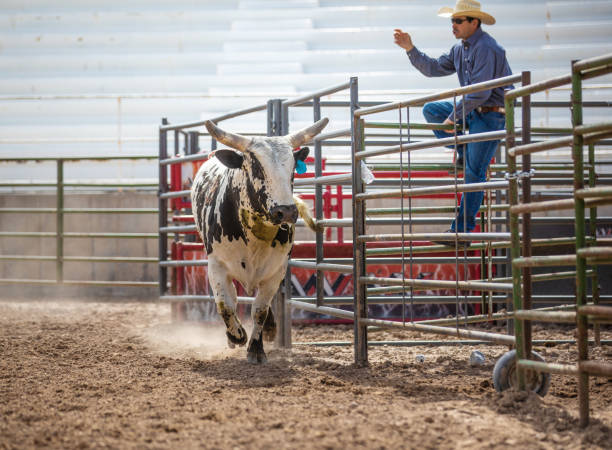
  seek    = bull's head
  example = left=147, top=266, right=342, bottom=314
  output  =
left=205, top=118, right=328, bottom=226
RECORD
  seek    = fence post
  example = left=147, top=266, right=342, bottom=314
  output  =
left=571, top=60, right=589, bottom=428
left=188, top=131, right=200, bottom=155
left=268, top=99, right=291, bottom=348
left=350, top=77, right=368, bottom=366
left=267, top=99, right=282, bottom=137
left=504, top=93, right=526, bottom=389
left=520, top=71, right=533, bottom=357
left=313, top=96, right=324, bottom=307
left=281, top=100, right=289, bottom=136
left=56, top=159, right=64, bottom=284
left=159, top=118, right=169, bottom=297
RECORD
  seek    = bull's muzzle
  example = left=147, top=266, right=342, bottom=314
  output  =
left=270, top=204, right=298, bottom=225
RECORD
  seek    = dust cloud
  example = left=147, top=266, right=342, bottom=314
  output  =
left=139, top=322, right=243, bottom=360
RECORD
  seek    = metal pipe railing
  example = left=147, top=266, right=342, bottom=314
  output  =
left=359, top=275, right=512, bottom=293
left=342, top=65, right=607, bottom=370
left=355, top=74, right=521, bottom=117
left=360, top=317, right=515, bottom=346
left=355, top=180, right=509, bottom=201
left=572, top=52, right=612, bottom=72
left=355, top=129, right=507, bottom=159
left=500, top=54, right=612, bottom=428
left=159, top=104, right=268, bottom=132
left=1, top=155, right=162, bottom=289
left=357, top=232, right=510, bottom=243
left=282, top=81, right=352, bottom=108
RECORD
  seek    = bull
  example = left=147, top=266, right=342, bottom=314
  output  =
left=191, top=118, right=328, bottom=364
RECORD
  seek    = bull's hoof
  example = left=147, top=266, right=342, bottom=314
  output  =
left=226, top=326, right=247, bottom=347
left=246, top=336, right=266, bottom=364
left=262, top=307, right=276, bottom=342
left=247, top=350, right=268, bottom=365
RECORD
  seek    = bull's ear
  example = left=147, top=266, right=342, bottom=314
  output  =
left=293, top=146, right=309, bottom=162
left=214, top=149, right=244, bottom=169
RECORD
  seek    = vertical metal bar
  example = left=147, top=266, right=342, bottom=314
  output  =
left=158, top=118, right=169, bottom=297
left=504, top=95, right=526, bottom=390
left=189, top=131, right=199, bottom=155
left=504, top=135, right=513, bottom=338
left=282, top=266, right=292, bottom=347
left=171, top=241, right=178, bottom=295
left=461, top=94, right=468, bottom=324
left=398, top=106, right=406, bottom=324
left=486, top=188, right=493, bottom=316
left=267, top=100, right=275, bottom=137
left=313, top=97, right=324, bottom=308
left=269, top=99, right=291, bottom=349
left=56, top=159, right=64, bottom=284
left=353, top=117, right=367, bottom=366
left=452, top=95, right=460, bottom=331
left=350, top=78, right=367, bottom=366
left=177, top=241, right=185, bottom=295
left=281, top=102, right=289, bottom=136
left=480, top=212, right=487, bottom=312
left=497, top=138, right=512, bottom=335
left=571, top=62, right=589, bottom=428
left=407, top=106, right=414, bottom=323
left=273, top=268, right=291, bottom=348
left=588, top=143, right=601, bottom=346
left=521, top=71, right=533, bottom=358
left=337, top=185, right=344, bottom=243
left=274, top=100, right=283, bottom=138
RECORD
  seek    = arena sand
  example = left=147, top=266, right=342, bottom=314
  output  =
left=0, top=299, right=610, bottom=449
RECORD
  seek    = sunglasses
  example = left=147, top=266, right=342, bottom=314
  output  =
left=451, top=17, right=474, bottom=24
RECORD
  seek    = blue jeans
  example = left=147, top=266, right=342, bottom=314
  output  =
left=423, top=101, right=505, bottom=232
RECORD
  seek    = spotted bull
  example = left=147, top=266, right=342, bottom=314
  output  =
left=191, top=118, right=328, bottom=364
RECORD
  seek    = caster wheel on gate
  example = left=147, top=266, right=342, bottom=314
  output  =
left=492, top=349, right=551, bottom=397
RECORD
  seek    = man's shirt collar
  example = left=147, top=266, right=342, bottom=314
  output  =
left=462, top=27, right=483, bottom=48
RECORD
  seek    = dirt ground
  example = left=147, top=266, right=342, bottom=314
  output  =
left=0, top=299, right=610, bottom=449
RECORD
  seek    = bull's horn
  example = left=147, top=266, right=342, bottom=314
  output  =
left=205, top=120, right=251, bottom=152
left=287, top=118, right=329, bottom=148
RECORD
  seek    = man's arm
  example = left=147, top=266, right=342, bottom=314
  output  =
left=394, top=29, right=455, bottom=77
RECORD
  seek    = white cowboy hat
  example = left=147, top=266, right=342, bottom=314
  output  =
left=438, top=0, right=496, bottom=26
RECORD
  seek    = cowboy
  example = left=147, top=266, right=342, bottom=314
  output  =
left=393, top=0, right=512, bottom=246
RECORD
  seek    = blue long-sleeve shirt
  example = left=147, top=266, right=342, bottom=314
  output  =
left=407, top=27, right=512, bottom=122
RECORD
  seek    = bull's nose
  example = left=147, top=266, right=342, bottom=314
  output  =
left=270, top=204, right=298, bottom=225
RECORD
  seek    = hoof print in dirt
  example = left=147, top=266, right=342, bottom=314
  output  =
left=262, top=308, right=277, bottom=342
left=226, top=327, right=247, bottom=347
left=247, top=337, right=267, bottom=364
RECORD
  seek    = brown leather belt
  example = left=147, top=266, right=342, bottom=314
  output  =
left=477, top=105, right=505, bottom=114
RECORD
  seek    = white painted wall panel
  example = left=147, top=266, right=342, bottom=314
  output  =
left=0, top=0, right=611, bottom=180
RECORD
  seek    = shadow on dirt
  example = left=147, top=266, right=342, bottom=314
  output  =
left=190, top=352, right=300, bottom=389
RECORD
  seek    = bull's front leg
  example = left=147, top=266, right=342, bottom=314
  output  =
left=208, top=258, right=247, bottom=348
left=247, top=273, right=284, bottom=364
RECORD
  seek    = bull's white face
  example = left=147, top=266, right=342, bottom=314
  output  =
left=208, top=136, right=310, bottom=227
left=245, top=137, right=297, bottom=215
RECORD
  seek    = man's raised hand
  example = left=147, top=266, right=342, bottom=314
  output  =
left=393, top=29, right=414, bottom=52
